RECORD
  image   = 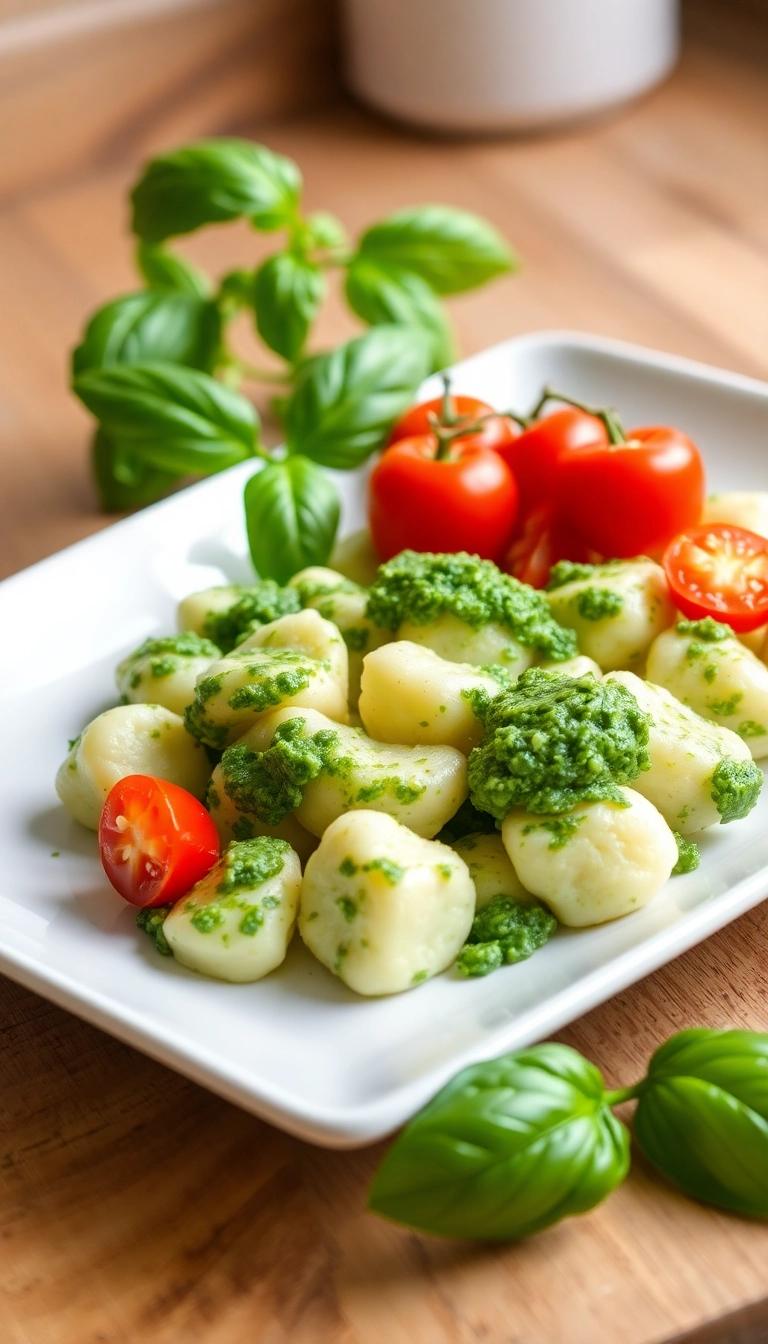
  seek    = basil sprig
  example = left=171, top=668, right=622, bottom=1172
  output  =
left=71, top=135, right=516, bottom=575
left=244, top=457, right=340, bottom=585
left=370, top=1029, right=768, bottom=1241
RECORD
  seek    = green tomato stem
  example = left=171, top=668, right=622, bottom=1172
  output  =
left=531, top=385, right=627, bottom=445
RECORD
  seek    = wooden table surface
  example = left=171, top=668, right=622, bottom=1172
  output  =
left=3, top=5, right=768, bottom=1342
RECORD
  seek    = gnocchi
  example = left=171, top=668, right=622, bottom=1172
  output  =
left=358, top=640, right=501, bottom=753
left=206, top=763, right=318, bottom=866
left=299, top=810, right=475, bottom=995
left=546, top=559, right=674, bottom=672
left=288, top=566, right=391, bottom=707
left=116, top=632, right=220, bottom=716
left=450, top=831, right=534, bottom=909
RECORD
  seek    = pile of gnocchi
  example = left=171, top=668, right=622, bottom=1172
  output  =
left=55, top=494, right=768, bottom=997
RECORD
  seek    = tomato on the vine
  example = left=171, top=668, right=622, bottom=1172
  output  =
left=99, top=774, right=220, bottom=907
left=495, top=407, right=607, bottom=512
left=369, top=433, right=518, bottom=562
left=556, top=424, right=705, bottom=558
left=663, top=524, right=768, bottom=633
left=388, top=393, right=520, bottom=456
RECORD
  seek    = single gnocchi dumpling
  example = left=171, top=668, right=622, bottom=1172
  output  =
left=646, top=619, right=768, bottom=759
left=221, top=706, right=468, bottom=839
left=288, top=566, right=391, bottom=708
left=116, top=632, right=220, bottom=715
left=501, top=788, right=678, bottom=927
left=206, top=763, right=318, bottom=866
left=163, top=837, right=301, bottom=983
left=358, top=641, right=502, bottom=754
left=451, top=831, right=534, bottom=909
left=299, top=810, right=475, bottom=995
left=330, top=527, right=382, bottom=587
left=177, top=585, right=244, bottom=639
left=398, top=611, right=536, bottom=677
left=546, top=559, right=674, bottom=672
left=702, top=492, right=768, bottom=538
left=56, top=703, right=210, bottom=830
left=184, top=610, right=349, bottom=749
left=606, top=671, right=760, bottom=834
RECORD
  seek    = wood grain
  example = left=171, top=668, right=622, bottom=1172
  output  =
left=3, top=2, right=768, bottom=1341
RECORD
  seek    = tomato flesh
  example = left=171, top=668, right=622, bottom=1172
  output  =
left=503, top=503, right=595, bottom=589
left=370, top=434, right=518, bottom=562
left=663, top=524, right=768, bottom=633
left=99, top=774, right=220, bottom=907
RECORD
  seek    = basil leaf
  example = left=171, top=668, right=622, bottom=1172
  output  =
left=253, top=253, right=325, bottom=363
left=131, top=138, right=302, bottom=242
left=284, top=324, right=432, bottom=470
left=345, top=258, right=455, bottom=372
left=135, top=241, right=211, bottom=297
left=73, top=362, right=258, bottom=476
left=369, top=1043, right=630, bottom=1240
left=218, top=269, right=256, bottom=311
left=92, top=429, right=180, bottom=511
left=72, top=291, right=221, bottom=377
left=634, top=1028, right=768, bottom=1217
left=243, top=456, right=340, bottom=583
left=359, top=205, right=516, bottom=295
left=304, top=211, right=348, bottom=250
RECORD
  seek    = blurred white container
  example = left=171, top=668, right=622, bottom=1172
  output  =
left=341, top=0, right=680, bottom=134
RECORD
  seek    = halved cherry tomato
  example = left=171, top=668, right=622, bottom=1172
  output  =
left=369, top=434, right=518, bottom=562
left=556, top=426, right=705, bottom=558
left=495, top=407, right=607, bottom=513
left=99, top=774, right=219, bottom=907
left=387, top=394, right=520, bottom=455
left=503, top=503, right=595, bottom=589
left=663, top=524, right=768, bottom=633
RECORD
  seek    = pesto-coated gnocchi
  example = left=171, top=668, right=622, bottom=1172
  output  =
left=546, top=558, right=674, bottom=672
left=225, top=705, right=468, bottom=839
left=288, top=566, right=391, bottom=707
left=184, top=610, right=349, bottom=749
left=606, top=670, right=755, bottom=834
left=398, top=611, right=536, bottom=675
left=501, top=788, right=678, bottom=926
left=177, top=584, right=244, bottom=638
left=56, top=703, right=211, bottom=829
left=116, top=632, right=220, bottom=715
left=358, top=641, right=501, bottom=753
left=206, top=763, right=318, bottom=866
left=646, top=620, right=768, bottom=759
left=299, top=810, right=475, bottom=995
left=539, top=654, right=603, bottom=679
left=450, top=832, right=534, bottom=909
left=163, top=837, right=301, bottom=982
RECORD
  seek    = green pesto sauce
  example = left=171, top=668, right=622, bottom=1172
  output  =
left=576, top=587, right=624, bottom=622
left=677, top=617, right=733, bottom=642
left=339, top=856, right=358, bottom=877
left=468, top=668, right=650, bottom=819
left=710, top=757, right=763, bottom=824
left=738, top=719, right=768, bottom=738
left=125, top=631, right=221, bottom=672
left=295, top=575, right=361, bottom=604
left=703, top=663, right=718, bottom=683
left=363, top=857, right=404, bottom=885
left=231, top=815, right=256, bottom=840
left=217, top=836, right=289, bottom=894
left=355, top=777, right=425, bottom=805
left=672, top=832, right=700, bottom=875
left=456, top=894, right=556, bottom=977
left=342, top=626, right=370, bottom=653
left=436, top=797, right=497, bottom=844
left=412, top=969, right=428, bottom=984
left=219, top=718, right=343, bottom=825
left=708, top=692, right=743, bottom=717
left=226, top=652, right=317, bottom=712
left=136, top=904, right=173, bottom=956
left=336, top=895, right=358, bottom=922
left=206, top=783, right=221, bottom=812
left=522, top=814, right=586, bottom=849
left=436, top=862, right=453, bottom=879
left=366, top=550, right=576, bottom=661
left=202, top=581, right=302, bottom=652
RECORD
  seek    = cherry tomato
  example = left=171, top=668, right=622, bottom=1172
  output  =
left=555, top=426, right=705, bottom=557
left=663, top=524, right=768, bottom=633
left=503, top=503, right=595, bottom=589
left=495, top=407, right=607, bottom=512
left=99, top=774, right=220, bottom=907
left=369, top=434, right=518, bottom=562
left=388, top=394, right=520, bottom=455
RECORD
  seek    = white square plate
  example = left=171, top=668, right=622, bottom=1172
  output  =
left=3, top=331, right=768, bottom=1148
